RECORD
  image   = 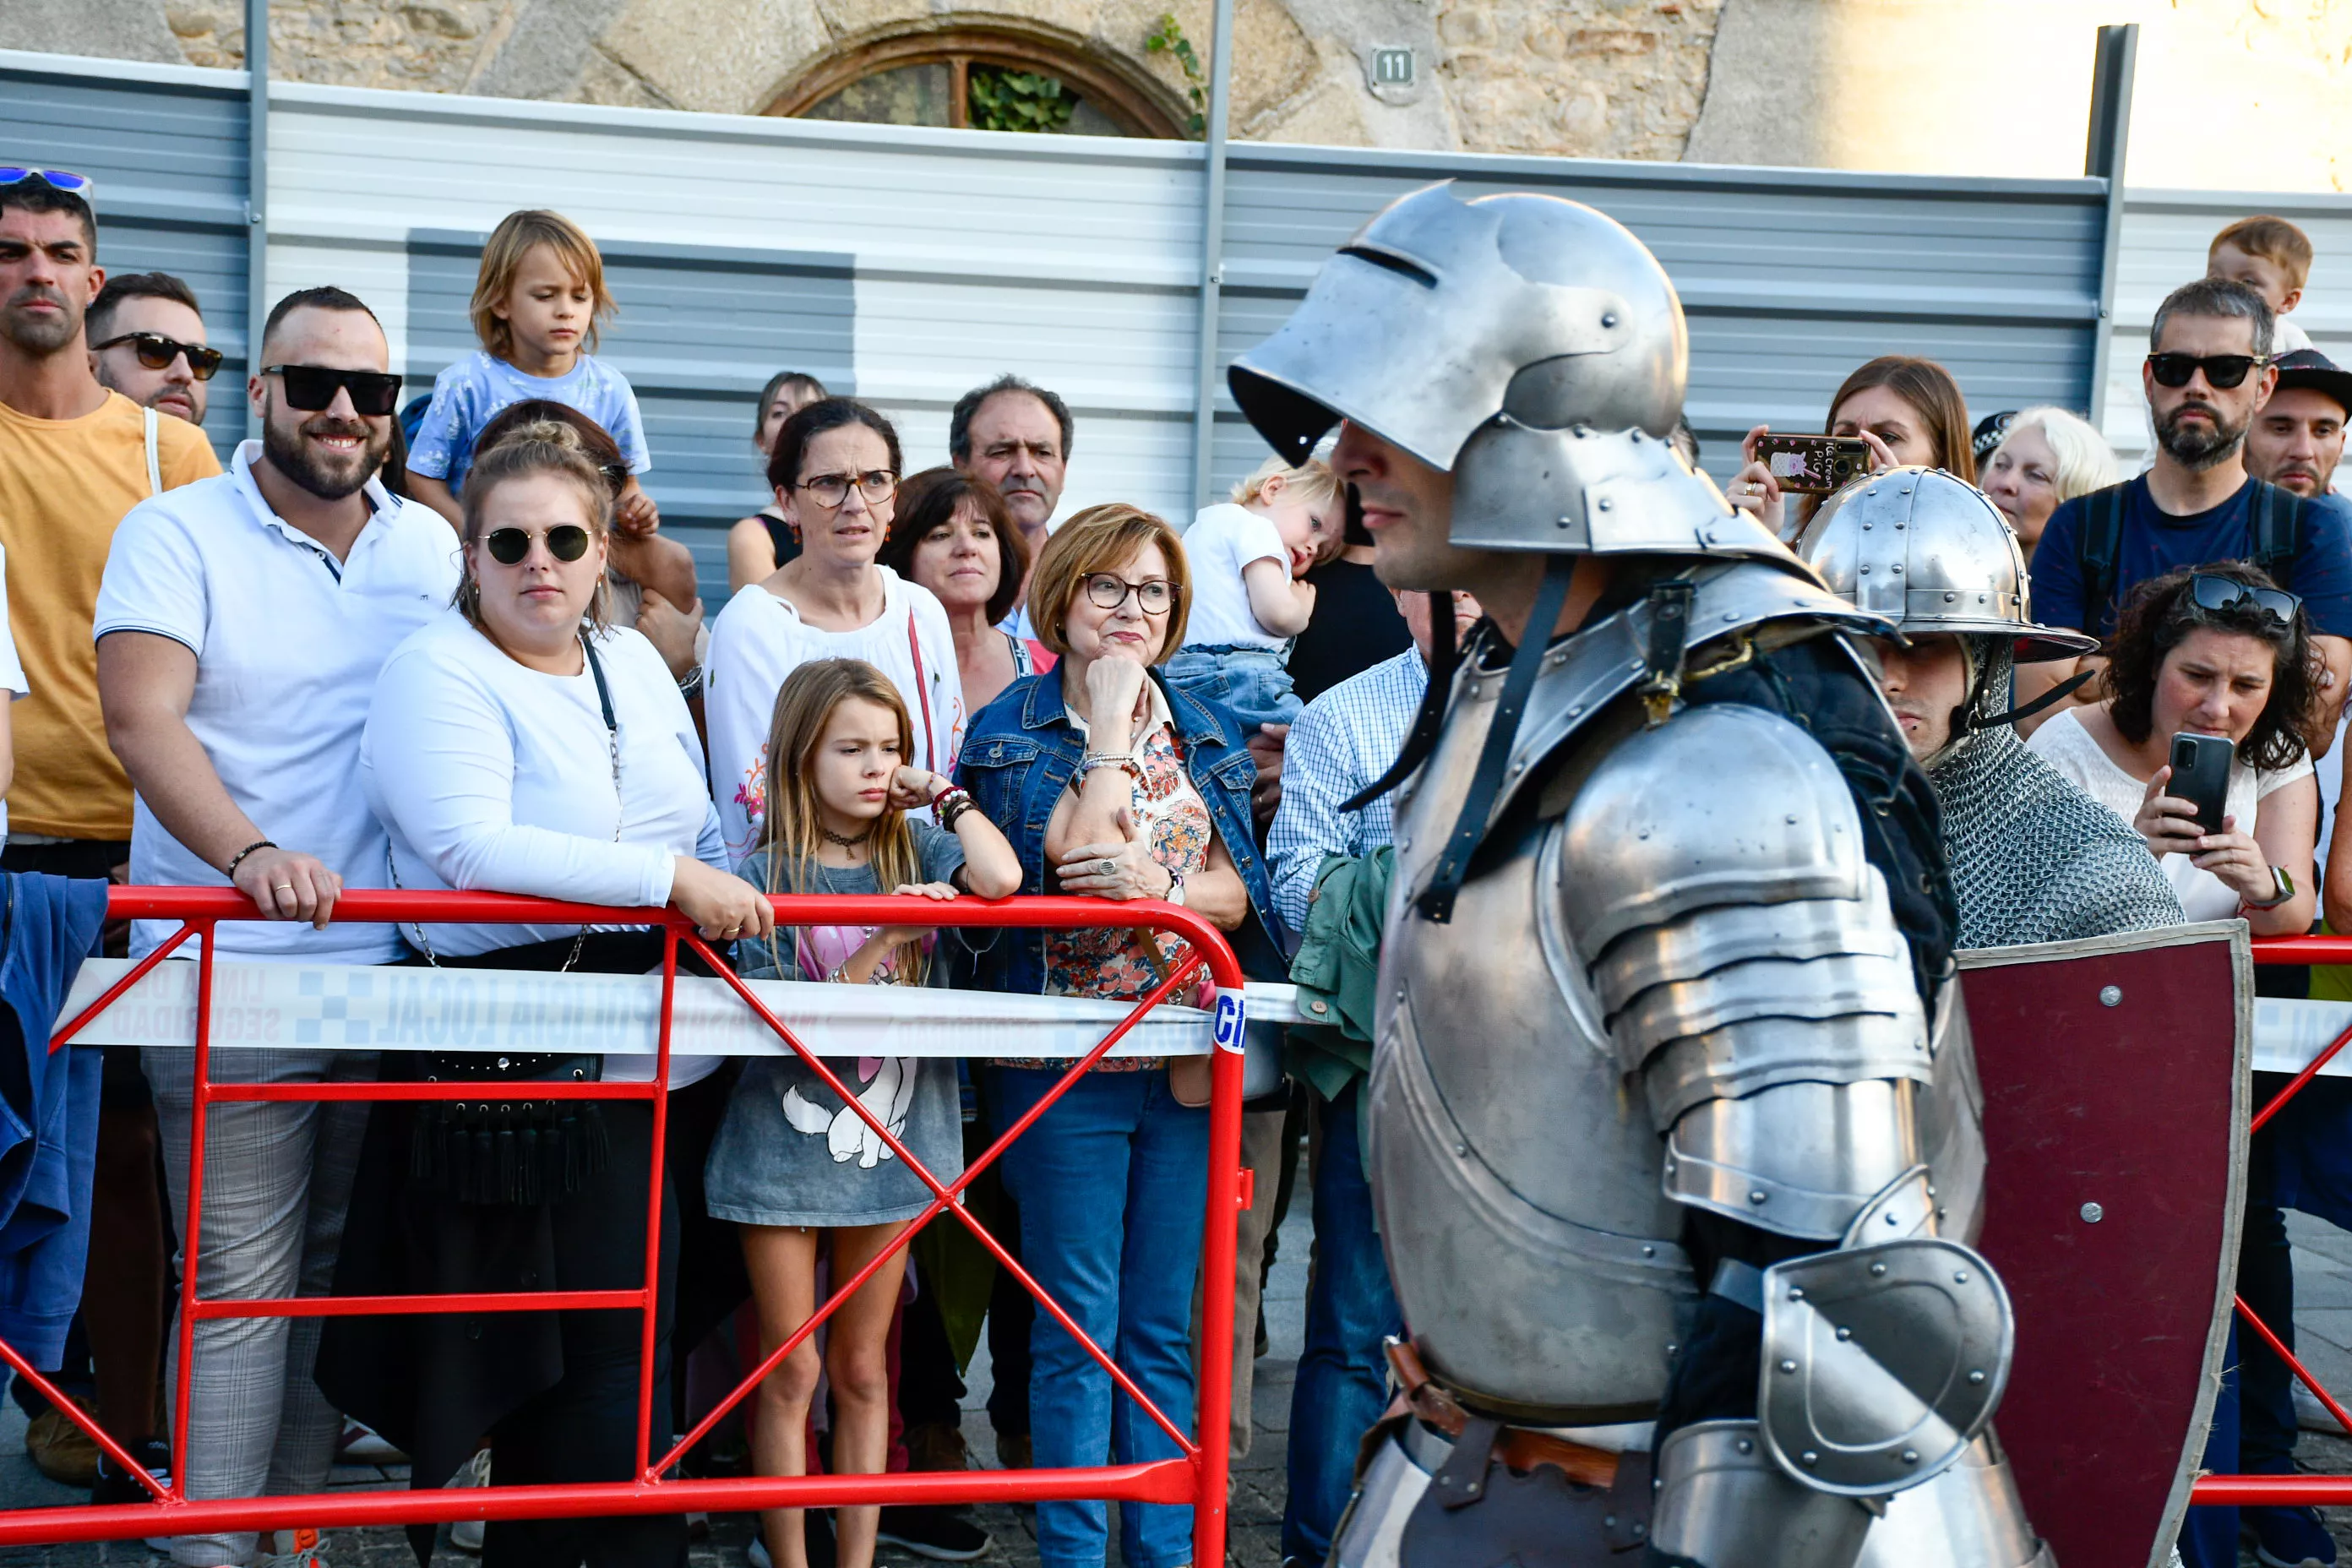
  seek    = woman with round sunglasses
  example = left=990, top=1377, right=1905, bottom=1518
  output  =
left=954, top=504, right=1287, bottom=1568
left=320, top=419, right=773, bottom=1568
left=2027, top=562, right=2320, bottom=931
left=705, top=397, right=963, bottom=861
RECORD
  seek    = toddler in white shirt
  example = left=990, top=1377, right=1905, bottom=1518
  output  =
left=1163, top=455, right=1337, bottom=732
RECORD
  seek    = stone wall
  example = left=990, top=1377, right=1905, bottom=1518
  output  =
left=12, top=0, right=1728, bottom=161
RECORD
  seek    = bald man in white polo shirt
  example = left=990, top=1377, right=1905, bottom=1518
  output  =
left=95, top=286, right=457, bottom=1568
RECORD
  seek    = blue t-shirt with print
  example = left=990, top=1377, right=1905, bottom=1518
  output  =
left=2033, top=474, right=2352, bottom=640
left=405, top=348, right=650, bottom=496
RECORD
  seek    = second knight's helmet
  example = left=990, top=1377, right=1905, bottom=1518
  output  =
left=1227, top=182, right=1781, bottom=561
left=1795, top=466, right=2096, bottom=758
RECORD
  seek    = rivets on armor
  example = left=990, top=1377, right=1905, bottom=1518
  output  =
left=1858, top=565, right=1870, bottom=575
left=1634, top=1524, right=1647, bottom=1538
left=1785, top=813, right=1799, bottom=825
left=1666, top=1342, right=1678, bottom=1355
left=1954, top=1270, right=1971, bottom=1284
left=1891, top=564, right=1903, bottom=574
left=1602, top=313, right=1619, bottom=328
left=2099, top=984, right=2123, bottom=1007
left=1454, top=1142, right=1468, bottom=1157
left=1734, top=1438, right=1753, bottom=1456
left=1556, top=514, right=1574, bottom=529
left=1603, top=1515, right=1617, bottom=1528
left=1884, top=1211, right=1898, bottom=1225
left=1944, top=591, right=1957, bottom=602
left=1870, top=1262, right=1887, bottom=1277
left=1788, top=1287, right=1803, bottom=1300
left=1663, top=1159, right=1676, bottom=1174
left=1968, top=1369, right=1987, bottom=1385
left=1894, top=520, right=1905, bottom=530
left=1779, top=1359, right=1798, bottom=1374
left=1861, top=521, right=1872, bottom=531
left=1837, top=1326, right=1853, bottom=1341
left=1902, top=1449, right=1919, bottom=1465
left=1598, top=498, right=1613, bottom=512
left=1800, top=1451, right=1820, bottom=1467
left=2080, top=1201, right=2104, bottom=1223
left=1748, top=1190, right=1767, bottom=1204
left=1630, top=659, right=1646, bottom=672
left=1642, top=1244, right=1655, bottom=1257
left=1568, top=705, right=1583, bottom=718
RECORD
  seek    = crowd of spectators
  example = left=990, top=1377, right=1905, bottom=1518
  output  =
left=4, top=162, right=2352, bottom=1568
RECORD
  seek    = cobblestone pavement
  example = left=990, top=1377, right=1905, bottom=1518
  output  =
left=0, top=1210, right=1312, bottom=1568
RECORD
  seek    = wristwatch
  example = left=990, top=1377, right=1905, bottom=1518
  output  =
left=2245, top=864, right=2296, bottom=910
left=676, top=664, right=705, bottom=700
left=1164, top=868, right=1187, bottom=906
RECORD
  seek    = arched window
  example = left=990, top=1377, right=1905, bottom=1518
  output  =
left=766, top=23, right=1189, bottom=139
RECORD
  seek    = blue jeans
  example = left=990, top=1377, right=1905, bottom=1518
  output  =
left=987, top=1066, right=1208, bottom=1568
left=1283, top=1080, right=1402, bottom=1563
left=1163, top=645, right=1300, bottom=735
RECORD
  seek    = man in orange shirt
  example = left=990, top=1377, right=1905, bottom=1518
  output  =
left=0, top=168, right=218, bottom=1506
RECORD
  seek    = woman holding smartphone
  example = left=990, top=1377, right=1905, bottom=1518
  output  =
left=2026, top=561, right=2320, bottom=932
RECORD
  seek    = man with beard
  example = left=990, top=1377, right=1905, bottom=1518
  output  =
left=1795, top=467, right=2183, bottom=950
left=87, top=271, right=216, bottom=429
left=2017, top=277, right=2352, bottom=727
left=0, top=173, right=220, bottom=1506
left=949, top=373, right=1070, bottom=636
left=2247, top=348, right=2351, bottom=507
left=95, top=286, right=457, bottom=1568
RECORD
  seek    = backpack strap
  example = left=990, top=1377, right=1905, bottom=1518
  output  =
left=142, top=406, right=162, bottom=498
left=2251, top=481, right=2301, bottom=587
left=2075, top=484, right=2128, bottom=638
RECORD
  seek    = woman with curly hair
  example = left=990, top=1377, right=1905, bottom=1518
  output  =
left=2028, top=560, right=2320, bottom=932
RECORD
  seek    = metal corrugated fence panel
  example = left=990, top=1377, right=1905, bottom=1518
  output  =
left=1216, top=146, right=2110, bottom=487
left=262, top=80, right=1209, bottom=603
left=2104, top=188, right=2352, bottom=486
left=0, top=51, right=251, bottom=460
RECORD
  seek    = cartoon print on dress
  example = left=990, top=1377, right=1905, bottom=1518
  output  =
left=770, top=922, right=925, bottom=1167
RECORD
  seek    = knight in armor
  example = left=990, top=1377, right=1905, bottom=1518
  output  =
left=1228, top=183, right=2047, bottom=1566
left=1794, top=468, right=2186, bottom=948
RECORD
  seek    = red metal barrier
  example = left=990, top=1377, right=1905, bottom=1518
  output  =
left=0, top=887, right=1248, bottom=1557
left=2191, top=933, right=2352, bottom=1509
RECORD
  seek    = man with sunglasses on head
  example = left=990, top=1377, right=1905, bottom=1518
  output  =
left=94, top=285, right=458, bottom=1568
left=88, top=271, right=217, bottom=428
left=2017, top=276, right=2352, bottom=742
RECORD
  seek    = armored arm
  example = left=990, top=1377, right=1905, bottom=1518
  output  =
left=1561, top=704, right=2012, bottom=1561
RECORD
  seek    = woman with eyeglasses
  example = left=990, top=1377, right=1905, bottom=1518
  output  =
left=705, top=398, right=963, bottom=861
left=954, top=504, right=1288, bottom=1568
left=2027, top=562, right=2320, bottom=932
left=318, top=419, right=774, bottom=1568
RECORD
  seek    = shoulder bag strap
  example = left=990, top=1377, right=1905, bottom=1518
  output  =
left=2253, top=481, right=2301, bottom=584
left=906, top=608, right=938, bottom=774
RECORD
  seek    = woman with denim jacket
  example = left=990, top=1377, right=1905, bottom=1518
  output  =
left=956, top=504, right=1284, bottom=1568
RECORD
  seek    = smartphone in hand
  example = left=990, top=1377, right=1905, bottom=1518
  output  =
left=1752, top=433, right=1873, bottom=495
left=2168, top=732, right=2234, bottom=836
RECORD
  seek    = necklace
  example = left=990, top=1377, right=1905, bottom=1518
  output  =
left=819, top=822, right=873, bottom=848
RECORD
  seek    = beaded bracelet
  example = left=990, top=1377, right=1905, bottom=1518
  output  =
left=224, top=839, right=277, bottom=878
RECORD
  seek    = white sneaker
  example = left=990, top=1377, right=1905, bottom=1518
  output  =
left=2296, top=1380, right=2349, bottom=1435
left=449, top=1448, right=492, bottom=1554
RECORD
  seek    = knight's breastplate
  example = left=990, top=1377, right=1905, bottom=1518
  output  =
left=1371, top=647, right=1696, bottom=1425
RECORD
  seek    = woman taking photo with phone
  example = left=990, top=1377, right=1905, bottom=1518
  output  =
left=2026, top=561, right=2319, bottom=932
left=1724, top=354, right=1976, bottom=539
left=318, top=419, right=774, bottom=1567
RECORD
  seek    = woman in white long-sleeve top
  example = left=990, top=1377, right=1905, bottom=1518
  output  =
left=316, top=419, right=773, bottom=1568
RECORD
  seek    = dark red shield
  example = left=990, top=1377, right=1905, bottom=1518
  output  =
left=1961, top=920, right=2250, bottom=1568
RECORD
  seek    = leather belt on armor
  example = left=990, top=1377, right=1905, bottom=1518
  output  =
left=1386, top=1339, right=1620, bottom=1488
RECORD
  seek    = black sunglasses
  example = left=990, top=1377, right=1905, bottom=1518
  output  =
left=2147, top=352, right=2265, bottom=390
left=91, top=331, right=224, bottom=380
left=263, top=363, right=404, bottom=416
left=2188, top=572, right=2301, bottom=624
left=483, top=525, right=593, bottom=566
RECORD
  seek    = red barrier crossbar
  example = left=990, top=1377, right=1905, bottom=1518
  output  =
left=2191, top=933, right=2352, bottom=1509
left=0, top=887, right=1247, bottom=1558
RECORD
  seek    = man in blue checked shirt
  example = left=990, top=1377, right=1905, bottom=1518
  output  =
left=1265, top=585, right=1476, bottom=1567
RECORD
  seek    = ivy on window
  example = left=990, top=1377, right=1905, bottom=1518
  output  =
left=967, top=66, right=1077, bottom=133
left=1143, top=13, right=1206, bottom=138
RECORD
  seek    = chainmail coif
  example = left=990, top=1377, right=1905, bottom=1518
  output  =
left=1927, top=644, right=2186, bottom=949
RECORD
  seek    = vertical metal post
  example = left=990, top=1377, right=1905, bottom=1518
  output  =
left=1188, top=0, right=1236, bottom=512
left=244, top=0, right=270, bottom=438
left=2082, top=22, right=2137, bottom=431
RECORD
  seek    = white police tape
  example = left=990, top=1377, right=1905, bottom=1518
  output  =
left=2257, top=997, right=2352, bottom=1079
left=56, top=958, right=1304, bottom=1059
left=1211, top=988, right=1247, bottom=1054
